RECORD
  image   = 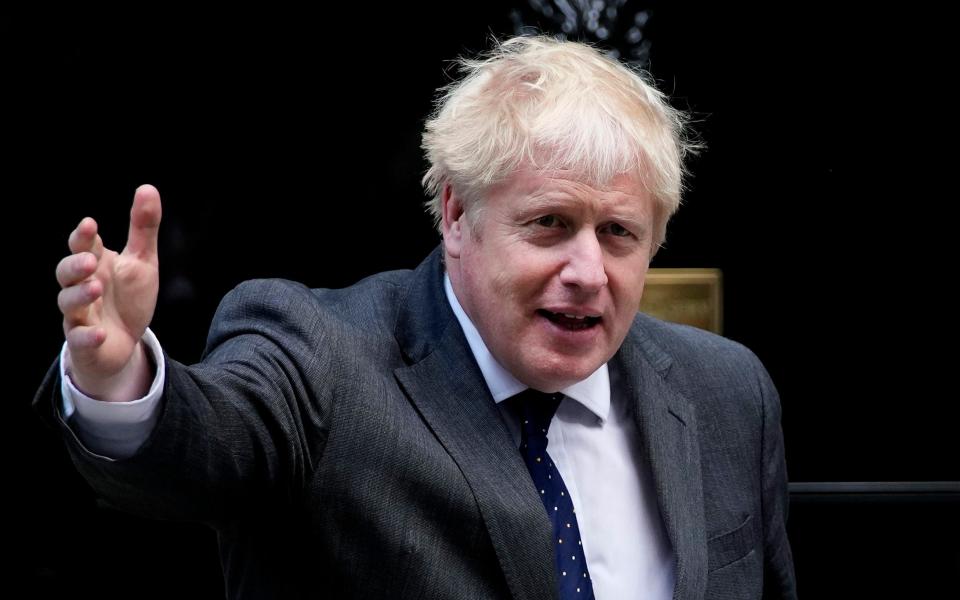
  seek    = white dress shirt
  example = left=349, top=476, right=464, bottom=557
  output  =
left=61, top=276, right=675, bottom=599
left=443, top=275, right=674, bottom=599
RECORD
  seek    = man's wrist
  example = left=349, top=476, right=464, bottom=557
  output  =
left=66, top=341, right=154, bottom=403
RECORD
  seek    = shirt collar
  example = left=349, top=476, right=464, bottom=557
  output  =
left=443, top=273, right=611, bottom=423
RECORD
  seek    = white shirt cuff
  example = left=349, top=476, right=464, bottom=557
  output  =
left=59, top=328, right=166, bottom=459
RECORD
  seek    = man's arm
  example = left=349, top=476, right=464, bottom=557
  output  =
left=47, top=187, right=321, bottom=527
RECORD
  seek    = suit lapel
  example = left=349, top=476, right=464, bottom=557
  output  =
left=614, top=323, right=708, bottom=600
left=393, top=248, right=557, bottom=600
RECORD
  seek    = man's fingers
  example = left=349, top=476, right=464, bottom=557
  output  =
left=65, top=325, right=106, bottom=351
left=56, top=252, right=97, bottom=288
left=89, top=231, right=104, bottom=259
left=68, top=217, right=104, bottom=257
left=58, top=279, right=102, bottom=325
left=124, top=184, right=162, bottom=260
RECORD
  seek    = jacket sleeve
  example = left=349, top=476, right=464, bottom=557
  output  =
left=33, top=278, right=333, bottom=529
left=756, top=363, right=798, bottom=599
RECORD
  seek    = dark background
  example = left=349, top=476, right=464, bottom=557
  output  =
left=7, top=3, right=957, bottom=597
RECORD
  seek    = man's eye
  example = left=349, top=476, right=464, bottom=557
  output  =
left=535, top=215, right=561, bottom=228
left=607, top=223, right=631, bottom=237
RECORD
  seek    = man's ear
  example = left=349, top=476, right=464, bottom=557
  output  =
left=441, top=183, right=467, bottom=259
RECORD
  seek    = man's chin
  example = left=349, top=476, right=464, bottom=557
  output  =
left=519, top=357, right=604, bottom=391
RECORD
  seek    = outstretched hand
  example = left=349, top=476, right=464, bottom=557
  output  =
left=56, top=185, right=162, bottom=399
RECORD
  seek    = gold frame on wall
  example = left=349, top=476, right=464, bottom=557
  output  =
left=640, top=268, right=723, bottom=335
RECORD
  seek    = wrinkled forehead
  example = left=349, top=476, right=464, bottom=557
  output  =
left=490, top=166, right=651, bottom=203
left=477, top=168, right=656, bottom=223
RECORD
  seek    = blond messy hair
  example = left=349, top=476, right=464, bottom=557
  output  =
left=421, top=35, right=699, bottom=249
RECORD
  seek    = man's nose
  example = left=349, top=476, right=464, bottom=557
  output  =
left=559, top=230, right=608, bottom=292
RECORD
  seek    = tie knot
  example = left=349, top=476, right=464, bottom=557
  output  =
left=513, top=388, right=563, bottom=438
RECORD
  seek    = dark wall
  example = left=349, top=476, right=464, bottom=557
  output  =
left=8, top=4, right=956, bottom=597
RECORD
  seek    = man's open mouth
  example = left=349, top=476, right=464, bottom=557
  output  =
left=537, top=309, right=602, bottom=331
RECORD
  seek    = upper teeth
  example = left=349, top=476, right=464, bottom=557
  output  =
left=564, top=314, right=586, bottom=319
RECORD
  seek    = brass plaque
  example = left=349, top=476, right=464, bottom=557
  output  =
left=640, top=268, right=723, bottom=334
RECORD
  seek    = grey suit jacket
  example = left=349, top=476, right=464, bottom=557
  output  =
left=35, top=246, right=796, bottom=599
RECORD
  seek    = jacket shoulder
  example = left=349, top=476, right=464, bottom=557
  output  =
left=633, top=312, right=765, bottom=374
left=219, top=269, right=413, bottom=327
left=630, top=312, right=774, bottom=421
left=204, top=270, right=415, bottom=364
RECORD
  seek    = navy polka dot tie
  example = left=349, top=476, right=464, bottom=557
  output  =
left=513, top=389, right=595, bottom=599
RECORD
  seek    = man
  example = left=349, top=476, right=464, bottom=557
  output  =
left=37, top=36, right=796, bottom=598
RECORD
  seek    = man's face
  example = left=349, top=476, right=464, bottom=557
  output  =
left=443, top=169, right=656, bottom=391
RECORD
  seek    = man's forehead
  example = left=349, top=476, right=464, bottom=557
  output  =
left=495, top=168, right=652, bottom=210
